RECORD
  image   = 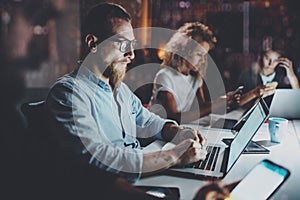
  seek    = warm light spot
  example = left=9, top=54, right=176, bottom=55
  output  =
left=157, top=43, right=166, bottom=60
left=265, top=0, right=270, bottom=8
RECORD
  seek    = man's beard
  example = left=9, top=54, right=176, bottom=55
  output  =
left=103, top=64, right=126, bottom=89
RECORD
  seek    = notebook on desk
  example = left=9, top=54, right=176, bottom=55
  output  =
left=165, top=98, right=269, bottom=180
left=269, top=89, right=300, bottom=119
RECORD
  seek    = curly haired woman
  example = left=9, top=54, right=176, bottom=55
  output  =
left=149, top=22, right=239, bottom=124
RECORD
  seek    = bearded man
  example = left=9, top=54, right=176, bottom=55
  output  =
left=46, top=3, right=207, bottom=183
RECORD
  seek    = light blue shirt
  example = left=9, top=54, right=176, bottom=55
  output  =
left=46, top=66, right=173, bottom=182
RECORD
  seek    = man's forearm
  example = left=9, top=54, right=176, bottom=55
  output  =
left=141, top=150, right=178, bottom=177
left=141, top=138, right=204, bottom=177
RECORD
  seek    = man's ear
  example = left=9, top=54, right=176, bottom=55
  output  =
left=85, top=34, right=98, bottom=52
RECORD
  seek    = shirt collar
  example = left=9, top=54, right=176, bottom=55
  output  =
left=77, top=66, right=112, bottom=92
left=260, top=72, right=276, bottom=85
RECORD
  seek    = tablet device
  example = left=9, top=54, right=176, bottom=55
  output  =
left=227, top=159, right=290, bottom=200
left=222, top=138, right=270, bottom=154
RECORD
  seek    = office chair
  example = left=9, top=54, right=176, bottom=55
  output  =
left=21, top=101, right=56, bottom=162
left=21, top=101, right=150, bottom=200
left=21, top=101, right=66, bottom=198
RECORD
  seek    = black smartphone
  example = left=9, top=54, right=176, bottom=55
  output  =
left=136, top=186, right=180, bottom=200
left=227, top=159, right=290, bottom=200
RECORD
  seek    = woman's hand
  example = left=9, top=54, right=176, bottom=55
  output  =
left=277, top=57, right=300, bottom=89
left=252, top=84, right=276, bottom=98
left=225, top=91, right=241, bottom=107
left=277, top=57, right=295, bottom=77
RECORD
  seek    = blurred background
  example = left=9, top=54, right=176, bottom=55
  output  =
left=1, top=0, right=300, bottom=103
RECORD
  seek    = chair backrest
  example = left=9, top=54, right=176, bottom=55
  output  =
left=21, top=100, right=65, bottom=164
left=20, top=101, right=127, bottom=199
left=21, top=101, right=62, bottom=195
left=21, top=100, right=47, bottom=128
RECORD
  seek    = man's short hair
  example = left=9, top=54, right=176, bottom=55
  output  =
left=81, top=3, right=131, bottom=45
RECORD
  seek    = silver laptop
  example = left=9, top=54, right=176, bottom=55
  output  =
left=269, top=89, right=300, bottom=119
left=166, top=98, right=269, bottom=180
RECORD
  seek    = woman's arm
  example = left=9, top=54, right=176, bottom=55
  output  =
left=277, top=57, right=300, bottom=89
left=157, top=90, right=211, bottom=124
left=238, top=84, right=276, bottom=107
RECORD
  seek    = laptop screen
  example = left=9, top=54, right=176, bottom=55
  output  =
left=270, top=89, right=300, bottom=119
left=227, top=99, right=269, bottom=172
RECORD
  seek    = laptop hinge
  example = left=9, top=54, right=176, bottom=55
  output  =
left=220, top=147, right=230, bottom=176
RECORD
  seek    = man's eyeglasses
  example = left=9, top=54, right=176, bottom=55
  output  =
left=111, top=38, right=138, bottom=53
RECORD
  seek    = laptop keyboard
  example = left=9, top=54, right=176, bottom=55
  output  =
left=186, top=146, right=220, bottom=171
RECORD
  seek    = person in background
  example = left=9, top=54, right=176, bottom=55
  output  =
left=238, top=49, right=300, bottom=107
left=149, top=22, right=239, bottom=124
left=46, top=2, right=207, bottom=185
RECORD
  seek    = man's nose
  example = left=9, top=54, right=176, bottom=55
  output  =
left=125, top=48, right=135, bottom=60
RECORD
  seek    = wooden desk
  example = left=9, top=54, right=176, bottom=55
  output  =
left=136, top=121, right=300, bottom=200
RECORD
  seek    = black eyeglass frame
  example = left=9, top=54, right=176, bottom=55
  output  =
left=110, top=38, right=138, bottom=53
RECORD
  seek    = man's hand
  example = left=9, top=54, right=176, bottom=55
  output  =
left=171, top=139, right=207, bottom=166
left=162, top=123, right=206, bottom=146
left=171, top=127, right=206, bottom=146
left=161, top=124, right=207, bottom=166
left=141, top=138, right=207, bottom=176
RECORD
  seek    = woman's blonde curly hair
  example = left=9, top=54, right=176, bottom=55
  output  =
left=162, top=22, right=217, bottom=76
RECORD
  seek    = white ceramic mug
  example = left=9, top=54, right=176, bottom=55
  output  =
left=268, top=117, right=288, bottom=143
